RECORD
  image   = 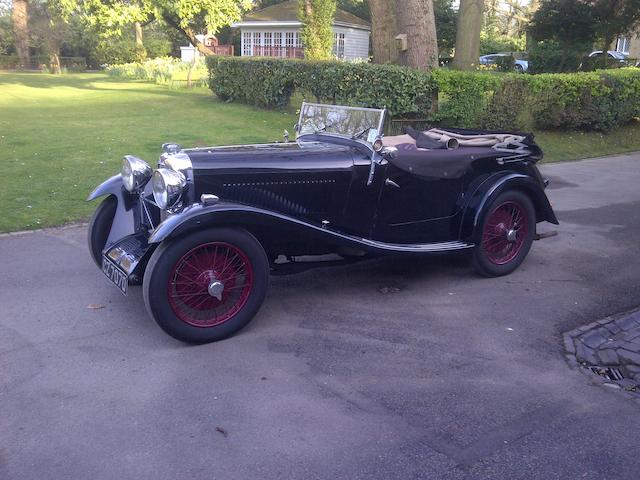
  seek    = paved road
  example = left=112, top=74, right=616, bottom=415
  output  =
left=2, top=153, right=640, bottom=480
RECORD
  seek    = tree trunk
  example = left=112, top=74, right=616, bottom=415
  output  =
left=395, top=0, right=439, bottom=70
left=162, top=14, right=212, bottom=56
left=452, top=0, right=483, bottom=70
left=50, top=53, right=61, bottom=74
left=135, top=22, right=144, bottom=48
left=367, top=0, right=398, bottom=64
left=12, top=0, right=30, bottom=67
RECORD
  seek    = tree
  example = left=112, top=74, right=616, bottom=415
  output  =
left=12, top=0, right=30, bottom=65
left=298, top=0, right=337, bottom=60
left=395, top=0, right=438, bottom=69
left=367, top=0, right=397, bottom=63
left=433, top=0, right=456, bottom=55
left=528, top=0, right=595, bottom=49
left=589, top=0, right=640, bottom=54
left=54, top=0, right=252, bottom=56
left=367, top=0, right=439, bottom=69
left=452, top=0, right=483, bottom=70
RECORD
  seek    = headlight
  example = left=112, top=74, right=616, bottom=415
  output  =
left=152, top=168, right=186, bottom=210
left=121, top=155, right=152, bottom=192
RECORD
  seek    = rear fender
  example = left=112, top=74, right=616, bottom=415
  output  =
left=460, top=173, right=559, bottom=243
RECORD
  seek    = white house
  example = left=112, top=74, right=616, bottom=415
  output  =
left=231, top=1, right=371, bottom=61
left=180, top=34, right=234, bottom=62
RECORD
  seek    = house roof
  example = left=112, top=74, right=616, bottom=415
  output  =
left=234, top=1, right=370, bottom=30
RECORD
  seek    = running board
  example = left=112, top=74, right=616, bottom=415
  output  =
left=356, top=239, right=474, bottom=253
left=534, top=230, right=558, bottom=241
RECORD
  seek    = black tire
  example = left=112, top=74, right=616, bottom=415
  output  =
left=514, top=64, right=524, bottom=73
left=473, top=190, right=535, bottom=277
left=87, top=196, right=117, bottom=267
left=143, top=227, right=269, bottom=343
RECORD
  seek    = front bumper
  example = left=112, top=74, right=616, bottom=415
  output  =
left=103, top=233, right=152, bottom=281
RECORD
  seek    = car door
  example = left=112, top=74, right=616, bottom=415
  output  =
left=372, top=162, right=464, bottom=244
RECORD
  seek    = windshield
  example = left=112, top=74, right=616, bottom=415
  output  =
left=297, top=102, right=386, bottom=144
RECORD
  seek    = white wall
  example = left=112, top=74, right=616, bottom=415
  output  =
left=334, top=26, right=370, bottom=61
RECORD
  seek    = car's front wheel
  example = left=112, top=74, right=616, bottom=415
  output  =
left=473, top=190, right=535, bottom=277
left=143, top=227, right=269, bottom=343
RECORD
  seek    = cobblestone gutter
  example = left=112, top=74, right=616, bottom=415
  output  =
left=564, top=308, right=640, bottom=399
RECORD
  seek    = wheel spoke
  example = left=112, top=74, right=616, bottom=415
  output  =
left=167, top=241, right=255, bottom=328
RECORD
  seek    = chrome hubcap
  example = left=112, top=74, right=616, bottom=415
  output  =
left=506, top=229, right=517, bottom=243
left=207, top=280, right=224, bottom=300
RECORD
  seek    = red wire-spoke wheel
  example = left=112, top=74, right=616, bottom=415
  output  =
left=481, top=201, right=528, bottom=265
left=473, top=191, right=535, bottom=277
left=144, top=228, right=269, bottom=343
left=167, top=242, right=254, bottom=327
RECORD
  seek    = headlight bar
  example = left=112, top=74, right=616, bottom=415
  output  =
left=121, top=155, right=152, bottom=192
left=152, top=168, right=187, bottom=210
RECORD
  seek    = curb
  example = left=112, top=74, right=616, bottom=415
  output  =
left=0, top=222, right=88, bottom=238
left=563, top=307, right=640, bottom=403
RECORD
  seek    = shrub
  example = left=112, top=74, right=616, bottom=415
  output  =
left=431, top=69, right=501, bottom=127
left=207, top=56, right=298, bottom=108
left=107, top=57, right=207, bottom=87
left=206, top=56, right=640, bottom=132
left=207, top=56, right=438, bottom=116
left=528, top=69, right=640, bottom=130
left=528, top=41, right=585, bottom=73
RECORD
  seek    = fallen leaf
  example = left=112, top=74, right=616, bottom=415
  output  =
left=87, top=304, right=105, bottom=310
left=215, top=426, right=228, bottom=437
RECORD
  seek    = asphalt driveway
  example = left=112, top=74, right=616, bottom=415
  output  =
left=2, top=153, right=640, bottom=479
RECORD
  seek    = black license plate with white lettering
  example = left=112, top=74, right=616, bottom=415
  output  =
left=102, top=256, right=128, bottom=295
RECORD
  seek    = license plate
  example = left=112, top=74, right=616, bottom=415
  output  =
left=102, top=256, right=128, bottom=296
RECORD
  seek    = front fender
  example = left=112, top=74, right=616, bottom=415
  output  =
left=87, top=174, right=123, bottom=201
left=149, top=202, right=343, bottom=245
left=86, top=174, right=138, bottom=249
left=460, top=172, right=559, bottom=243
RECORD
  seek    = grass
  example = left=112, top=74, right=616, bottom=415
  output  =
left=1, top=71, right=639, bottom=233
left=536, top=122, right=640, bottom=162
left=0, top=72, right=292, bottom=233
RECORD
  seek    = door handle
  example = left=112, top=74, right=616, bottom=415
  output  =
left=385, top=178, right=400, bottom=188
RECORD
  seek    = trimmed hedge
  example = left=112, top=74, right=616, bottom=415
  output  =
left=207, top=56, right=640, bottom=131
left=207, top=56, right=438, bottom=116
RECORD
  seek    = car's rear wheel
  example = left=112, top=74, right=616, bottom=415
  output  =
left=473, top=190, right=535, bottom=277
left=87, top=195, right=117, bottom=267
left=143, top=227, right=269, bottom=343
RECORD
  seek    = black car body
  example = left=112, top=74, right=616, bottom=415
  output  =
left=88, top=103, right=558, bottom=343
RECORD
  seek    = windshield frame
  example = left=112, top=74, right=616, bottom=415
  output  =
left=296, top=102, right=387, bottom=143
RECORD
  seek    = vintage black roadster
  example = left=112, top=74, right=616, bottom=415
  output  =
left=87, top=103, right=558, bottom=343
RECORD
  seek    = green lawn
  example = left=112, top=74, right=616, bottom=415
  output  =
left=0, top=72, right=292, bottom=233
left=1, top=71, right=639, bottom=233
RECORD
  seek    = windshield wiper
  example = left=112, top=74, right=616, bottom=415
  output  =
left=352, top=127, right=371, bottom=140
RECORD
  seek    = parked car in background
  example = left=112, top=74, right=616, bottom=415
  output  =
left=479, top=53, right=529, bottom=73
left=587, top=50, right=628, bottom=63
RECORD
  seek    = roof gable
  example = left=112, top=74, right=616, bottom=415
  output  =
left=240, top=1, right=370, bottom=29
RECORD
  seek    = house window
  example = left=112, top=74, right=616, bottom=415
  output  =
left=333, top=32, right=345, bottom=59
left=616, top=36, right=630, bottom=54
left=264, top=32, right=272, bottom=47
left=242, top=31, right=252, bottom=56
left=274, top=32, right=283, bottom=56
left=285, top=31, right=295, bottom=48
left=295, top=32, right=302, bottom=48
